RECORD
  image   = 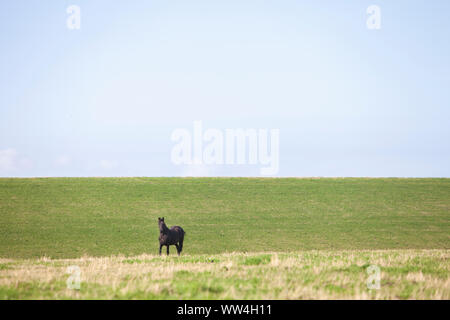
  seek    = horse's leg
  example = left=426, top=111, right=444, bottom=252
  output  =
left=166, top=245, right=169, bottom=256
left=159, top=244, right=162, bottom=256
left=175, top=244, right=180, bottom=256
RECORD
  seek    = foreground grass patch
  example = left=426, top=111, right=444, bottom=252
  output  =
left=0, top=250, right=448, bottom=299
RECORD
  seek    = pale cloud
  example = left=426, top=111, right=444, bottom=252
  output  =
left=0, top=148, right=18, bottom=171
left=55, top=155, right=71, bottom=166
left=99, top=160, right=118, bottom=170
left=0, top=148, right=33, bottom=173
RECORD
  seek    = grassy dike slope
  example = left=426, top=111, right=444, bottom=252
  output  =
left=0, top=178, right=449, bottom=259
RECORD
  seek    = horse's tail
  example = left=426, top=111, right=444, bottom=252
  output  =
left=179, top=228, right=185, bottom=252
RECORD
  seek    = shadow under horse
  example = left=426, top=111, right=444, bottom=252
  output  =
left=158, top=217, right=185, bottom=256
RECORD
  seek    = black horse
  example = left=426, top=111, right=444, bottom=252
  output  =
left=158, top=217, right=185, bottom=256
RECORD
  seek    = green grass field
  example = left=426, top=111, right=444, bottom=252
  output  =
left=0, top=178, right=449, bottom=299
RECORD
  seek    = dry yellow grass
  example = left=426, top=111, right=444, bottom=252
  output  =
left=0, top=250, right=448, bottom=299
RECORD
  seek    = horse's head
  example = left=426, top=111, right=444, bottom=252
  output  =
left=158, top=217, right=166, bottom=231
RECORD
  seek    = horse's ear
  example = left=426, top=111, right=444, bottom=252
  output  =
left=162, top=217, right=164, bottom=221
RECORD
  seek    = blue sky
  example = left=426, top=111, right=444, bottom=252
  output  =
left=0, top=0, right=449, bottom=177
